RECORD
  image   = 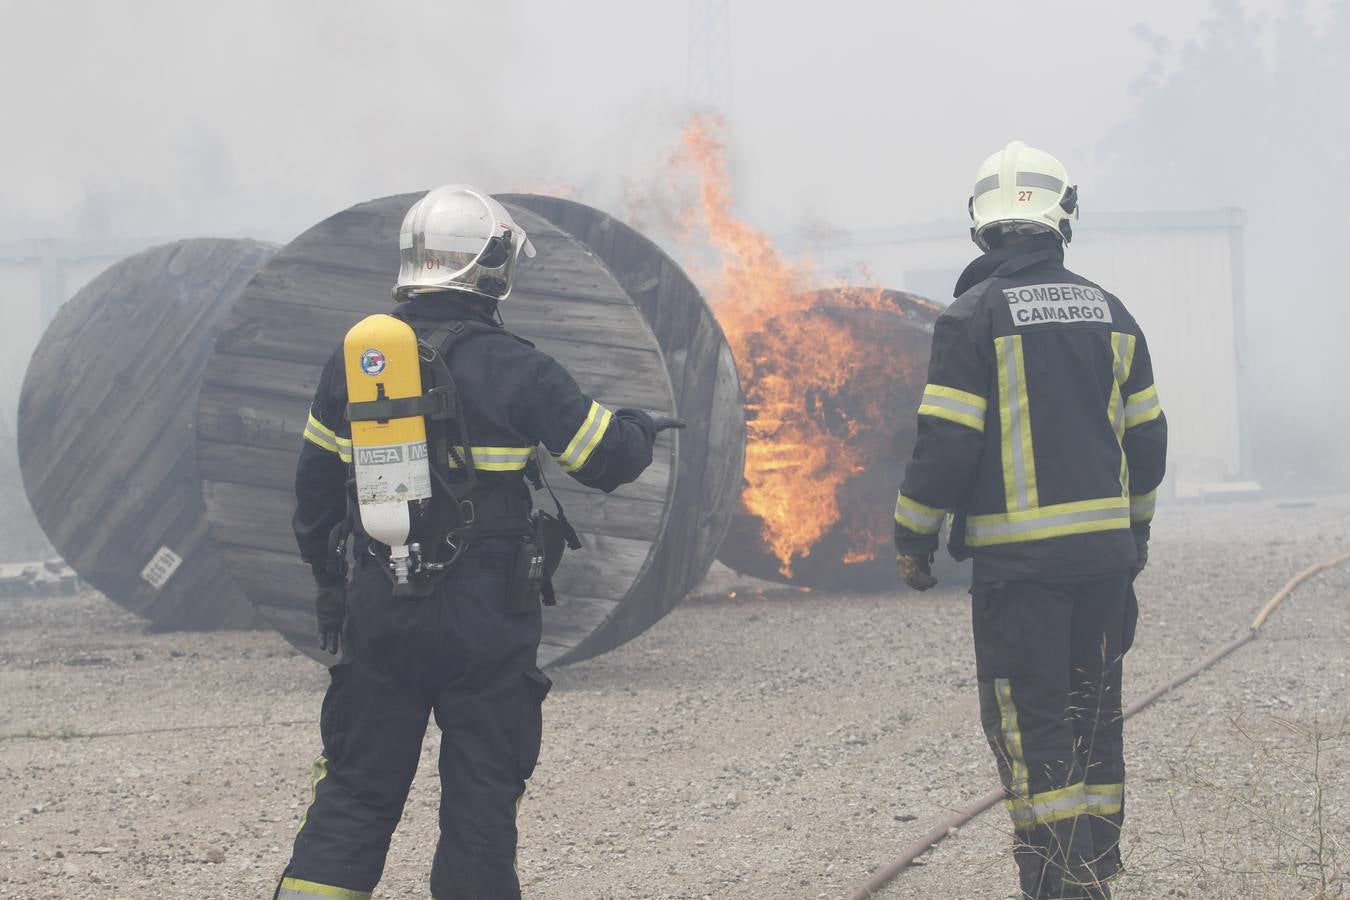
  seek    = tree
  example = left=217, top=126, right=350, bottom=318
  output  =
left=1101, top=0, right=1350, bottom=485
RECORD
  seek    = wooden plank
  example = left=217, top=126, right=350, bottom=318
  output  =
left=207, top=299, right=672, bottom=411
left=550, top=533, right=653, bottom=603
left=539, top=596, right=621, bottom=644
left=504, top=292, right=659, bottom=349
left=201, top=482, right=297, bottom=552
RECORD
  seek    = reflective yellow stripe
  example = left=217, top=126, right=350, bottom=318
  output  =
left=304, top=413, right=338, bottom=452
left=277, top=877, right=371, bottom=899
left=514, top=791, right=524, bottom=873
left=556, top=402, right=613, bottom=472
left=966, top=497, right=1130, bottom=547
left=296, top=754, right=328, bottom=835
left=1109, top=334, right=1130, bottom=495
left=1085, top=782, right=1124, bottom=816
left=304, top=413, right=352, bottom=462
left=1007, top=780, right=1089, bottom=828
left=917, top=383, right=987, bottom=432
left=894, top=493, right=944, bottom=534
left=447, top=446, right=535, bottom=472
left=994, top=679, right=1091, bottom=829
left=994, top=679, right=1029, bottom=807
left=1012, top=337, right=1038, bottom=507
left=1124, top=384, right=1161, bottom=428
left=1130, top=489, right=1156, bottom=523
left=995, top=336, right=1038, bottom=512
left=1111, top=331, right=1137, bottom=386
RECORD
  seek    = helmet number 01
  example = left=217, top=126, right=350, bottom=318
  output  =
left=1017, top=191, right=1034, bottom=202
left=424, top=258, right=443, bottom=270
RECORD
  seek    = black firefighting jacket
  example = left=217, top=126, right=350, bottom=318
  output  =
left=893, top=234, right=1167, bottom=584
left=293, top=295, right=656, bottom=571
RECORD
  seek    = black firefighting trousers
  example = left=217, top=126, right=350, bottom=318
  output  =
left=276, top=541, right=550, bottom=900
left=973, top=573, right=1137, bottom=900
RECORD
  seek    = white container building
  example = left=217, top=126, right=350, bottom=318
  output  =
left=801, top=209, right=1254, bottom=499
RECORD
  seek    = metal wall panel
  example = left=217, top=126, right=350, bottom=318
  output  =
left=0, top=261, right=45, bottom=423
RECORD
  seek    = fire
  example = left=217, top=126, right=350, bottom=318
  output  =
left=670, top=114, right=927, bottom=575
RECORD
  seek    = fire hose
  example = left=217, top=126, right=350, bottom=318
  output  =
left=846, top=548, right=1350, bottom=900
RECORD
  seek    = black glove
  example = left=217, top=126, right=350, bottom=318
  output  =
left=311, top=560, right=347, bottom=655
left=897, top=553, right=938, bottom=591
left=647, top=414, right=687, bottom=434
left=316, top=583, right=346, bottom=655
left=1133, top=535, right=1149, bottom=578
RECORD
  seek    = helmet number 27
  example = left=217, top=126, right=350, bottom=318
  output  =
left=1017, top=191, right=1034, bottom=202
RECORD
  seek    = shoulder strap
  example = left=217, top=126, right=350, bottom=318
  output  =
left=525, top=449, right=582, bottom=550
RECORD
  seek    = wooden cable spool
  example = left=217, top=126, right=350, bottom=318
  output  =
left=196, top=193, right=745, bottom=665
left=18, top=238, right=276, bottom=629
left=499, top=195, right=747, bottom=656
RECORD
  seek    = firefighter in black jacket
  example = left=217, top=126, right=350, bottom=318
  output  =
left=277, top=186, right=680, bottom=900
left=893, top=143, right=1167, bottom=899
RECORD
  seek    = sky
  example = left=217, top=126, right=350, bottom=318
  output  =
left=0, top=0, right=1327, bottom=243
left=2, top=0, right=1345, bottom=487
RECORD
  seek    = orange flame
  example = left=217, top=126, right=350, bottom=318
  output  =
left=671, top=115, right=908, bottom=575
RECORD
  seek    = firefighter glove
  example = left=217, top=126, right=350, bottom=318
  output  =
left=647, top=414, right=687, bottom=434
left=897, top=553, right=938, bottom=591
left=315, top=583, right=346, bottom=655
left=1133, top=535, right=1149, bottom=578
left=311, top=560, right=348, bottom=655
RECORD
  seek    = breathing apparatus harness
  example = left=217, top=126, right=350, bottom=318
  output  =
left=331, top=315, right=580, bottom=600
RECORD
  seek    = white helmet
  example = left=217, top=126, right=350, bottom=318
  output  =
left=968, top=141, right=1078, bottom=251
left=394, top=185, right=536, bottom=301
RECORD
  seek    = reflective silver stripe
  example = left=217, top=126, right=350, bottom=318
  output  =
left=304, top=422, right=337, bottom=452
left=1001, top=338, right=1031, bottom=511
left=973, top=174, right=1000, bottom=195
left=894, top=493, right=944, bottom=534
left=1016, top=171, right=1065, bottom=192
left=1007, top=781, right=1089, bottom=828
left=464, top=446, right=532, bottom=465
left=918, top=388, right=986, bottom=429
left=556, top=402, right=613, bottom=472
left=1130, top=490, right=1156, bottom=522
left=1124, top=389, right=1160, bottom=424
left=967, top=499, right=1129, bottom=541
left=398, top=232, right=414, bottom=249
left=1085, top=783, right=1124, bottom=815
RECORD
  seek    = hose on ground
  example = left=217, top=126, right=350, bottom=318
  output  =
left=845, top=548, right=1350, bottom=900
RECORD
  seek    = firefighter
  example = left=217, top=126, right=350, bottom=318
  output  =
left=277, top=185, right=682, bottom=899
left=892, top=143, right=1167, bottom=899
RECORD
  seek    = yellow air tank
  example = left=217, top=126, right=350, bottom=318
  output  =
left=343, top=314, right=433, bottom=583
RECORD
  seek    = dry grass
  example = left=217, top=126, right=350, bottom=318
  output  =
left=1123, top=710, right=1348, bottom=898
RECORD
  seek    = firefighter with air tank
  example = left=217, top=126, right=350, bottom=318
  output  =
left=892, top=142, right=1168, bottom=899
left=276, top=185, right=683, bottom=900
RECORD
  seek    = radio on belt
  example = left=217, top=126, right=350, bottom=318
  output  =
left=343, top=314, right=433, bottom=586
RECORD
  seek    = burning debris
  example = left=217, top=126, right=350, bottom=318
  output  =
left=669, top=116, right=950, bottom=589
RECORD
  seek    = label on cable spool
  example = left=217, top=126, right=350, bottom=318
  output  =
left=355, top=442, right=432, bottom=505
left=140, top=545, right=183, bottom=590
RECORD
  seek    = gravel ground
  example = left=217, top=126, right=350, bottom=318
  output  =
left=0, top=495, right=1346, bottom=899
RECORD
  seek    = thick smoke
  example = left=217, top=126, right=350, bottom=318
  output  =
left=1100, top=1, right=1350, bottom=486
